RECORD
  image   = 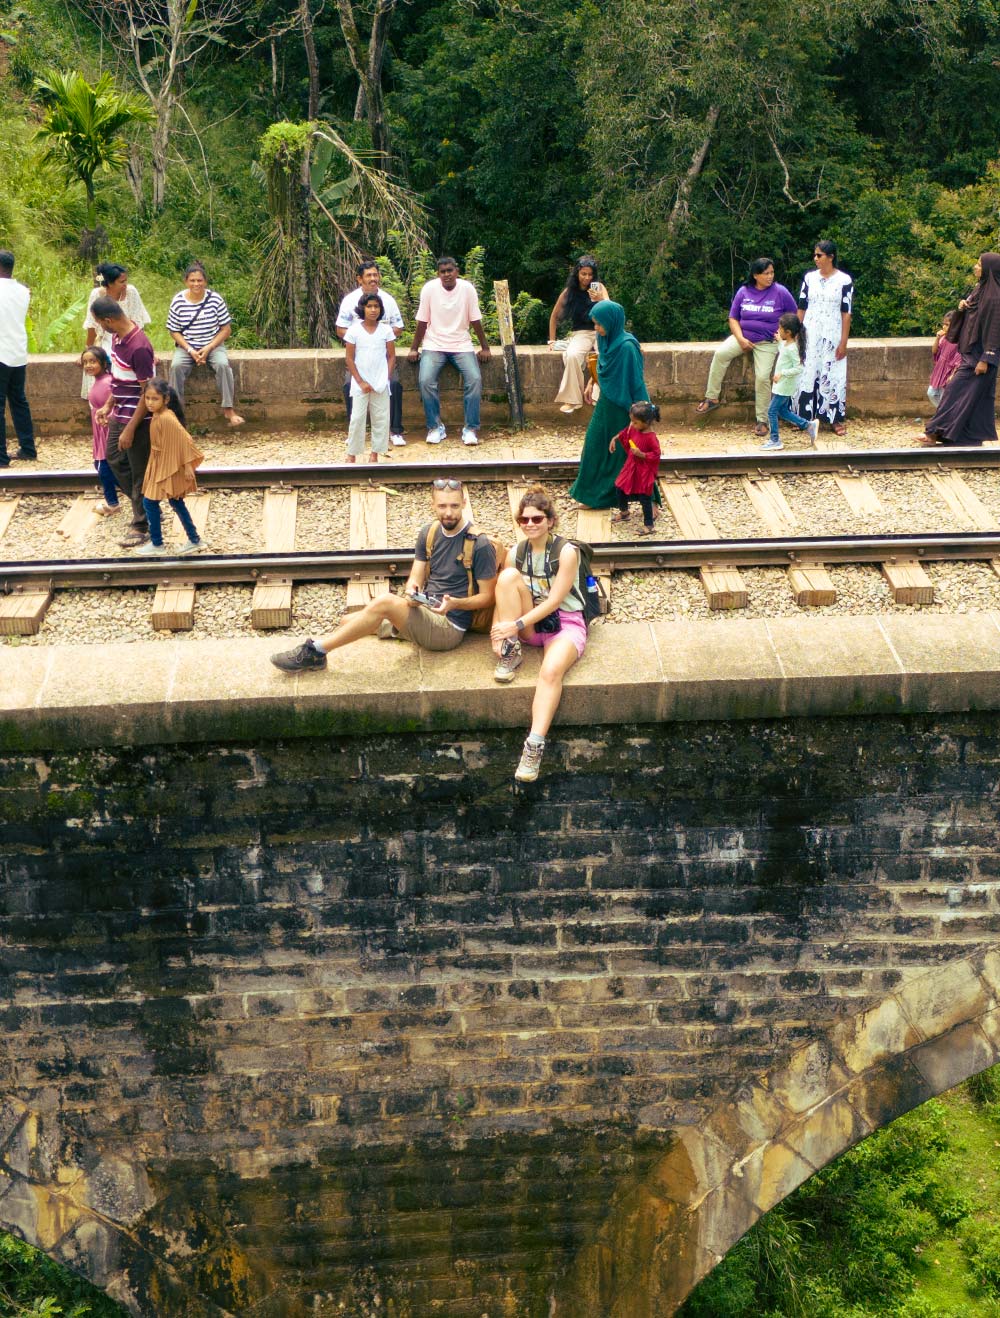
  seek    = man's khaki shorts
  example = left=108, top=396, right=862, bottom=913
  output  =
left=403, top=606, right=467, bottom=651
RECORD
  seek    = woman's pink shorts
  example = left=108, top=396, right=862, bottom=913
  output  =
left=525, top=609, right=588, bottom=658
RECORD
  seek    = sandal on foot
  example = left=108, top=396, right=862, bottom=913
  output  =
left=832, top=422, right=847, bottom=437
left=610, top=511, right=630, bottom=523
left=754, top=422, right=768, bottom=437
left=695, top=399, right=720, bottom=415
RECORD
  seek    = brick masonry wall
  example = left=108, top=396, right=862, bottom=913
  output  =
left=1, top=713, right=999, bottom=1315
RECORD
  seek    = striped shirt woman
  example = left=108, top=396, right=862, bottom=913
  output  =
left=166, top=262, right=244, bottom=427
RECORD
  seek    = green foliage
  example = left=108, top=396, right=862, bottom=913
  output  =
left=680, top=1096, right=989, bottom=1318
left=0, top=1229, right=126, bottom=1315
left=32, top=68, right=153, bottom=228
left=964, top=1220, right=1000, bottom=1298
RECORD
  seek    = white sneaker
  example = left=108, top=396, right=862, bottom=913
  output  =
left=461, top=428, right=479, bottom=446
left=390, top=432, right=406, bottom=447
left=807, top=419, right=820, bottom=446
left=93, top=500, right=120, bottom=516
left=133, top=540, right=167, bottom=557
left=426, top=426, right=446, bottom=445
left=177, top=539, right=207, bottom=555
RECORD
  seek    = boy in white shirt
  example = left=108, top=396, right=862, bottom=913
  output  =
left=344, top=292, right=396, bottom=462
left=407, top=256, right=491, bottom=446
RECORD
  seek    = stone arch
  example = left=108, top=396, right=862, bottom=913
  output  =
left=0, top=1096, right=224, bottom=1315
left=552, top=948, right=1000, bottom=1318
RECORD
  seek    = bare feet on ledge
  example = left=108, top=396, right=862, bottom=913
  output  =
left=224, top=410, right=245, bottom=428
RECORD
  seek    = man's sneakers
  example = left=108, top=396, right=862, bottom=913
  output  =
left=461, top=428, right=479, bottom=446
left=270, top=639, right=327, bottom=672
left=133, top=540, right=167, bottom=556
left=807, top=419, right=820, bottom=446
left=426, top=426, right=446, bottom=445
left=514, top=736, right=546, bottom=783
left=94, top=500, right=120, bottom=516
left=177, top=539, right=208, bottom=555
left=390, top=432, right=406, bottom=447
left=494, top=637, right=523, bottom=683
left=760, top=437, right=783, bottom=451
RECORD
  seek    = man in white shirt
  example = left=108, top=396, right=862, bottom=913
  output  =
left=0, top=250, right=36, bottom=464
left=335, top=259, right=406, bottom=446
left=407, top=256, right=491, bottom=446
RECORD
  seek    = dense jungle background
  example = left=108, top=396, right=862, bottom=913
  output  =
left=1, top=0, right=1000, bottom=351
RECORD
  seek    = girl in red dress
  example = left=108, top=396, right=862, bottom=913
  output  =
left=609, top=401, right=662, bottom=535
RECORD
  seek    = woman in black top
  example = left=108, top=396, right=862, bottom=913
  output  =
left=547, top=254, right=609, bottom=413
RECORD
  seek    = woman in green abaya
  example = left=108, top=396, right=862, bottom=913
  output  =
left=568, top=300, right=650, bottom=509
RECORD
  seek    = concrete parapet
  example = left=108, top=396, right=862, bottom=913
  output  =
left=4, top=611, right=1000, bottom=752
left=26, top=339, right=936, bottom=431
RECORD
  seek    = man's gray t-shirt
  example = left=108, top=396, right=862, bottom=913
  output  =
left=414, top=520, right=497, bottom=631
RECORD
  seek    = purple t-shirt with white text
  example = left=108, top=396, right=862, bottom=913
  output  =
left=728, top=283, right=797, bottom=343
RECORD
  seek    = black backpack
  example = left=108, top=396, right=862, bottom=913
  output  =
left=514, top=533, right=609, bottom=626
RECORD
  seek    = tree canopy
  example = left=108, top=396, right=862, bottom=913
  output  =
left=1, top=0, right=999, bottom=346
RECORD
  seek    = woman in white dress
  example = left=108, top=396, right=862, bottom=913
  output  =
left=81, top=263, right=151, bottom=396
left=796, top=240, right=853, bottom=436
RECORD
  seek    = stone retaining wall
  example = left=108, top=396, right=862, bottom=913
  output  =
left=26, top=339, right=935, bottom=430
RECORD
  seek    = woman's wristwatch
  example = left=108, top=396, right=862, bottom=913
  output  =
left=515, top=618, right=525, bottom=631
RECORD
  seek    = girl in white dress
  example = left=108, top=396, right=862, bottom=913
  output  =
left=796, top=240, right=853, bottom=435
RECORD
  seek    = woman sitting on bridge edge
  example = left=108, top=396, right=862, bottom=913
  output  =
left=491, top=487, right=588, bottom=784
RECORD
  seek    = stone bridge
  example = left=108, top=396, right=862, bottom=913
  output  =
left=2, top=612, right=1000, bottom=1315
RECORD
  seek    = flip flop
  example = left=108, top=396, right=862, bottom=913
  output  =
left=695, top=399, right=720, bottom=415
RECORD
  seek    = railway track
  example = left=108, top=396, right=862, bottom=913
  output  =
left=2, top=446, right=999, bottom=497
left=4, top=445, right=1000, bottom=634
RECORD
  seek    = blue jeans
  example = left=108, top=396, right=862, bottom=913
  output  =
left=142, top=495, right=200, bottom=547
left=768, top=393, right=810, bottom=444
left=95, top=459, right=119, bottom=506
left=417, top=351, right=482, bottom=429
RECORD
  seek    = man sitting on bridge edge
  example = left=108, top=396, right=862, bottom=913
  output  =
left=270, top=478, right=498, bottom=671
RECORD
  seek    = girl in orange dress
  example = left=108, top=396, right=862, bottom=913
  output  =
left=133, top=380, right=206, bottom=557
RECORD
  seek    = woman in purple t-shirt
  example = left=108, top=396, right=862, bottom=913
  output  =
left=696, top=257, right=798, bottom=436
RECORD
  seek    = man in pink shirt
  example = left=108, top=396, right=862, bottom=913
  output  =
left=407, top=256, right=491, bottom=446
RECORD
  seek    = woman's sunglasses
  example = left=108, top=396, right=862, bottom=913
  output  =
left=431, top=479, right=463, bottom=490
left=518, top=514, right=548, bottom=525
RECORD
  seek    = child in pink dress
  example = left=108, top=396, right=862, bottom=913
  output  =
left=928, top=310, right=961, bottom=409
left=609, top=401, right=662, bottom=535
left=81, top=347, right=120, bottom=515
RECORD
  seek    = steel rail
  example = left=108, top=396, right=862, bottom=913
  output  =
left=3, top=446, right=1000, bottom=496
left=5, top=531, right=1000, bottom=592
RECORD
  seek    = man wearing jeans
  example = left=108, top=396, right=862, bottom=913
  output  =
left=407, top=257, right=491, bottom=446
left=0, top=249, right=37, bottom=464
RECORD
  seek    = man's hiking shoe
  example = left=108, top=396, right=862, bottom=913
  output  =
left=271, top=640, right=326, bottom=672
left=514, top=737, right=545, bottom=783
left=494, top=638, right=523, bottom=683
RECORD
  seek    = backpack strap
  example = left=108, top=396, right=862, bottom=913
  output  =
left=424, top=520, right=440, bottom=558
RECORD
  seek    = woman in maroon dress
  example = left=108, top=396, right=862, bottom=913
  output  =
left=915, top=252, right=1000, bottom=447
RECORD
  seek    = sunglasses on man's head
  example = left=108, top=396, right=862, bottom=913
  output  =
left=518, top=514, right=547, bottom=525
left=432, top=479, right=463, bottom=490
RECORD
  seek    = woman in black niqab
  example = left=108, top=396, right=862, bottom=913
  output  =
left=917, top=252, right=1000, bottom=446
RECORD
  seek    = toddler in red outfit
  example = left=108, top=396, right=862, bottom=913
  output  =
left=609, top=401, right=662, bottom=535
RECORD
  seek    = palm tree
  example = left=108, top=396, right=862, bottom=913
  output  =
left=33, top=69, right=153, bottom=231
